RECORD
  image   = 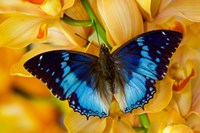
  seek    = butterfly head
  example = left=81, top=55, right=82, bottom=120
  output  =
left=100, top=44, right=110, bottom=56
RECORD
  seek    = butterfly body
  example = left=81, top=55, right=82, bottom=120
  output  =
left=98, top=44, right=116, bottom=93
left=24, top=30, right=183, bottom=118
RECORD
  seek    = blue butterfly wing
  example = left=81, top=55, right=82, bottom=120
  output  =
left=112, top=30, right=183, bottom=113
left=24, top=50, right=112, bottom=118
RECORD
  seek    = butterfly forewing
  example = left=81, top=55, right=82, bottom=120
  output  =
left=24, top=50, right=112, bottom=118
left=112, top=30, right=183, bottom=113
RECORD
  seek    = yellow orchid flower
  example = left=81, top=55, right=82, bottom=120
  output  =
left=148, top=109, right=193, bottom=133
left=146, top=22, right=200, bottom=132
left=167, top=44, right=200, bottom=132
left=0, top=0, right=91, bottom=48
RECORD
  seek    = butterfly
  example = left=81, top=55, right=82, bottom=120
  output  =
left=24, top=30, right=183, bottom=118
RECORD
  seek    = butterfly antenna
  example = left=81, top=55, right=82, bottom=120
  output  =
left=93, top=20, right=101, bottom=46
left=75, top=33, right=90, bottom=47
left=75, top=33, right=99, bottom=48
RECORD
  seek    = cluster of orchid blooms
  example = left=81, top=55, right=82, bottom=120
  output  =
left=0, top=0, right=200, bottom=133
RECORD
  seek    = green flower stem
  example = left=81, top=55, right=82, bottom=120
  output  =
left=133, top=127, right=146, bottom=132
left=81, top=0, right=111, bottom=49
left=139, top=113, right=150, bottom=131
left=62, top=15, right=93, bottom=27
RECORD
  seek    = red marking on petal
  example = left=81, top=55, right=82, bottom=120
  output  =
left=173, top=69, right=195, bottom=91
left=37, top=24, right=47, bottom=39
left=170, top=21, right=184, bottom=34
left=22, top=0, right=46, bottom=5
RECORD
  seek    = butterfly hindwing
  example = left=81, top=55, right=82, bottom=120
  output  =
left=112, top=30, right=183, bottom=113
left=24, top=50, right=111, bottom=118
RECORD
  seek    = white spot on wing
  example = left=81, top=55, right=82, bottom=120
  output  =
left=162, top=31, right=166, bottom=35
left=39, top=55, right=43, bottom=60
left=137, top=37, right=144, bottom=42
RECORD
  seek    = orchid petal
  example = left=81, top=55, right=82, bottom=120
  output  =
left=132, top=76, right=174, bottom=114
left=110, top=101, right=121, bottom=115
left=58, top=21, right=90, bottom=48
left=186, top=113, right=200, bottom=131
left=40, top=0, right=62, bottom=17
left=182, top=23, right=200, bottom=50
left=166, top=98, right=180, bottom=114
left=169, top=46, right=200, bottom=78
left=64, top=110, right=106, bottom=133
left=170, top=60, right=196, bottom=91
left=159, top=0, right=172, bottom=12
left=85, top=43, right=100, bottom=56
left=156, top=0, right=200, bottom=22
left=110, top=119, right=137, bottom=133
left=173, top=78, right=192, bottom=116
left=146, top=76, right=174, bottom=112
left=148, top=109, right=187, bottom=133
left=0, top=15, right=44, bottom=48
left=37, top=27, right=73, bottom=46
left=60, top=0, right=92, bottom=47
left=96, top=0, right=143, bottom=46
left=136, top=0, right=161, bottom=21
left=62, top=0, right=75, bottom=10
left=191, top=80, right=200, bottom=114
left=103, top=117, right=113, bottom=132
left=64, top=0, right=89, bottom=20
left=0, top=0, right=47, bottom=16
left=163, top=124, right=193, bottom=133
